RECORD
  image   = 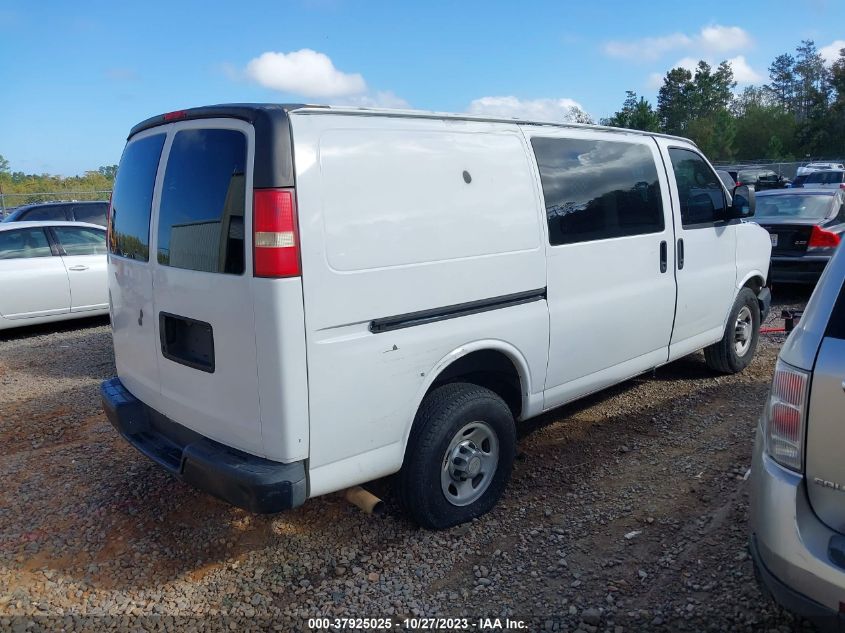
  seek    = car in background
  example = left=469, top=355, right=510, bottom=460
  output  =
left=804, top=170, right=845, bottom=190
left=796, top=161, right=845, bottom=177
left=755, top=189, right=844, bottom=284
left=716, top=169, right=736, bottom=191
left=788, top=174, right=809, bottom=188
left=0, top=221, right=108, bottom=330
left=750, top=238, right=845, bottom=632
left=736, top=168, right=790, bottom=191
left=2, top=200, right=108, bottom=226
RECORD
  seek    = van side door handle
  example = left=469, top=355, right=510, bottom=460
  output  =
left=677, top=238, right=685, bottom=270
left=67, top=265, right=89, bottom=271
left=659, top=241, right=668, bottom=273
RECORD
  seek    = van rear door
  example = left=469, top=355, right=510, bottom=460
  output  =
left=149, top=120, right=265, bottom=457
left=111, top=107, right=309, bottom=464
left=109, top=130, right=167, bottom=405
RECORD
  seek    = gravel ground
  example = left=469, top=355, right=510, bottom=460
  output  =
left=0, top=287, right=817, bottom=632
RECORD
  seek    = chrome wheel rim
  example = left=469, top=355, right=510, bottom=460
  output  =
left=440, top=421, right=499, bottom=507
left=734, top=306, right=753, bottom=357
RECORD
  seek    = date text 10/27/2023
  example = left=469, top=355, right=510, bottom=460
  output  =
left=307, top=617, right=529, bottom=630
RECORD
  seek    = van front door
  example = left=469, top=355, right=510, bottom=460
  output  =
left=654, top=141, right=737, bottom=359
left=528, top=130, right=677, bottom=408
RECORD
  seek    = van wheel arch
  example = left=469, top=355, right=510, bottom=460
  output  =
left=424, top=348, right=525, bottom=420
left=742, top=275, right=765, bottom=294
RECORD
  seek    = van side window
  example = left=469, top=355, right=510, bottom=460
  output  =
left=531, top=137, right=665, bottom=246
left=668, top=148, right=727, bottom=228
left=157, top=129, right=246, bottom=275
left=110, top=134, right=166, bottom=261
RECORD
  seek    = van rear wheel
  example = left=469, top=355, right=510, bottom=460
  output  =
left=398, top=383, right=516, bottom=529
left=704, top=287, right=760, bottom=374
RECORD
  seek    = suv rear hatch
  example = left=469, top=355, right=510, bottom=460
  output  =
left=108, top=105, right=308, bottom=463
left=805, top=277, right=845, bottom=533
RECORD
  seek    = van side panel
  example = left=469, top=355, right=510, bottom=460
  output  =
left=290, top=113, right=549, bottom=492
left=252, top=278, right=310, bottom=463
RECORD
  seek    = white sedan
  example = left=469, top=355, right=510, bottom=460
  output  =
left=0, top=221, right=108, bottom=330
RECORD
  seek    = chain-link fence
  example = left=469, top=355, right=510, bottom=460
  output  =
left=0, top=190, right=111, bottom=217
left=713, top=159, right=845, bottom=180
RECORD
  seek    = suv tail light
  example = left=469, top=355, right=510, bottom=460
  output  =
left=764, top=359, right=810, bottom=472
left=253, top=188, right=300, bottom=278
left=808, top=225, right=841, bottom=249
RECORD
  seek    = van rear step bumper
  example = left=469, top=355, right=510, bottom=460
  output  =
left=101, top=377, right=307, bottom=513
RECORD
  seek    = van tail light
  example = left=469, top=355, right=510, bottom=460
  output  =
left=808, top=225, right=841, bottom=249
left=839, top=183, right=845, bottom=190
left=253, top=188, right=300, bottom=278
left=764, top=359, right=809, bottom=472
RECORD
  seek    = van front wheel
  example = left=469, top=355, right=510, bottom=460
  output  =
left=398, top=383, right=516, bottom=529
left=704, top=287, right=760, bottom=374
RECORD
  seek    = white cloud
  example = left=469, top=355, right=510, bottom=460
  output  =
left=727, top=55, right=763, bottom=83
left=604, top=24, right=752, bottom=62
left=698, top=25, right=752, bottom=53
left=466, top=96, right=588, bottom=122
left=646, top=54, right=761, bottom=91
left=820, top=40, right=845, bottom=65
left=244, top=49, right=366, bottom=98
left=603, top=33, right=691, bottom=61
left=672, top=57, right=701, bottom=73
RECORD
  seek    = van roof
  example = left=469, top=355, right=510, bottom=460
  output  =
left=129, top=103, right=696, bottom=147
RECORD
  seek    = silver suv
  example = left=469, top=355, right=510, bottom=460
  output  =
left=750, top=236, right=845, bottom=629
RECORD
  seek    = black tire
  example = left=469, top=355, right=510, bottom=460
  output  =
left=398, top=382, right=516, bottom=529
left=704, top=287, right=760, bottom=374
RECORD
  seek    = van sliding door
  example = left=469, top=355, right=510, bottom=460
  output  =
left=529, top=130, right=676, bottom=408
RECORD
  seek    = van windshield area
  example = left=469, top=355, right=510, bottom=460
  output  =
left=755, top=194, right=834, bottom=220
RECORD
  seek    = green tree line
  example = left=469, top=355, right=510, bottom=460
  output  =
left=601, top=40, right=845, bottom=162
left=0, top=156, right=117, bottom=208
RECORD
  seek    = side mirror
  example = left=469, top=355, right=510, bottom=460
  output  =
left=728, top=184, right=755, bottom=219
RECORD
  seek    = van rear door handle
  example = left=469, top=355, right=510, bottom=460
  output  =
left=677, top=238, right=685, bottom=270
left=659, top=241, right=667, bottom=273
left=68, top=265, right=89, bottom=271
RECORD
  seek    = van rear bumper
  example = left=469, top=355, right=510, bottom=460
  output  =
left=101, top=377, right=307, bottom=513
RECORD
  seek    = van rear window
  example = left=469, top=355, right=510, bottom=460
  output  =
left=110, top=134, right=166, bottom=261
left=531, top=137, right=665, bottom=245
left=156, top=129, right=246, bottom=275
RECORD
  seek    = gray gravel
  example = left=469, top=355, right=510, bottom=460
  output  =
left=0, top=288, right=819, bottom=632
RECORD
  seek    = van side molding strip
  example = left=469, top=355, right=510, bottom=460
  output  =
left=369, top=288, right=547, bottom=334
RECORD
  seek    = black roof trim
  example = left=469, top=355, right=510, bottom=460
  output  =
left=128, top=104, right=317, bottom=189
left=127, top=103, right=308, bottom=137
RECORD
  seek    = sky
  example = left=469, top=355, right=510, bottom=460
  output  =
left=1, top=0, right=844, bottom=176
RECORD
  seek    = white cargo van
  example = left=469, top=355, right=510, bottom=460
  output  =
left=102, top=104, right=772, bottom=528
